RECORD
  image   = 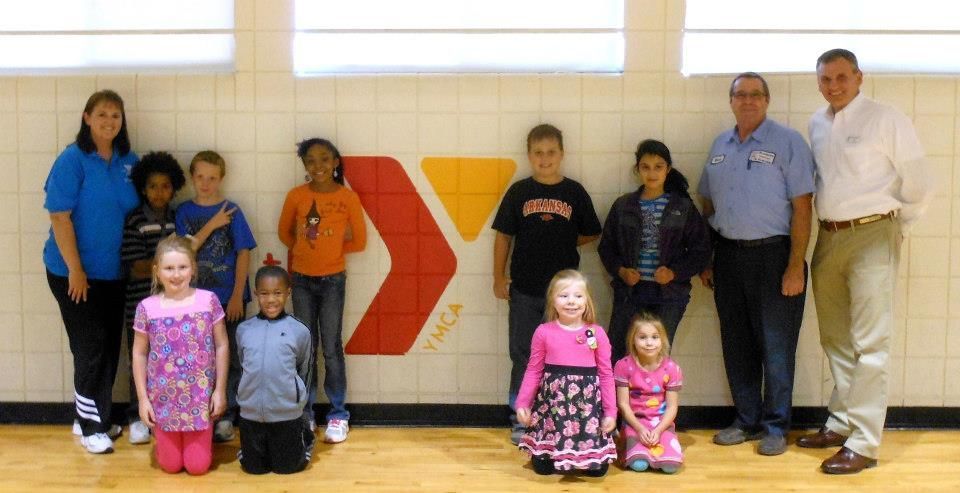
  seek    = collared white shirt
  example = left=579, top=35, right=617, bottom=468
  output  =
left=809, top=93, right=934, bottom=227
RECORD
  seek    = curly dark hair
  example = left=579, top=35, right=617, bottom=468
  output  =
left=130, top=151, right=187, bottom=202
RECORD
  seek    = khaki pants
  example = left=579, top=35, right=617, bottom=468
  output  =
left=811, top=218, right=901, bottom=460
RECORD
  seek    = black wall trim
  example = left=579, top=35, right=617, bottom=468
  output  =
left=2, top=403, right=959, bottom=429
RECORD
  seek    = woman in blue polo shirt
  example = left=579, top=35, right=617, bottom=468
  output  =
left=43, top=90, right=140, bottom=454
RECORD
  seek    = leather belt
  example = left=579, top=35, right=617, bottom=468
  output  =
left=820, top=211, right=896, bottom=232
left=717, top=235, right=788, bottom=248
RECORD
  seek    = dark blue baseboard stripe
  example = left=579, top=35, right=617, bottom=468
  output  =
left=1, top=403, right=958, bottom=429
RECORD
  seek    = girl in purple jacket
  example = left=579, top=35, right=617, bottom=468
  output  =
left=598, top=139, right=712, bottom=361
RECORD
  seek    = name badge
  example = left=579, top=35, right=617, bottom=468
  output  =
left=710, top=154, right=725, bottom=165
left=748, top=150, right=776, bottom=165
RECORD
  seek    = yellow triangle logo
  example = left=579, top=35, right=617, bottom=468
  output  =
left=421, top=157, right=517, bottom=242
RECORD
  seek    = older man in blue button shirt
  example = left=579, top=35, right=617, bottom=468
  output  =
left=697, top=72, right=816, bottom=456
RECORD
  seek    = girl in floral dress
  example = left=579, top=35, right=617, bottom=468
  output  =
left=516, top=269, right=617, bottom=476
left=131, top=234, right=229, bottom=475
left=615, top=312, right=683, bottom=473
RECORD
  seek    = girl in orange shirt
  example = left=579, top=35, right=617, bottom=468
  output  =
left=278, top=138, right=366, bottom=444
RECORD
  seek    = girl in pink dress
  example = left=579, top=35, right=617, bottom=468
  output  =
left=516, top=269, right=617, bottom=476
left=131, top=235, right=229, bottom=475
left=615, top=313, right=683, bottom=473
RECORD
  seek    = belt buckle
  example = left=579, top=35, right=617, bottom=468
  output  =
left=856, top=214, right=882, bottom=226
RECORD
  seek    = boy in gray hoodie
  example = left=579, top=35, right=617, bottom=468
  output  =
left=236, top=266, right=314, bottom=474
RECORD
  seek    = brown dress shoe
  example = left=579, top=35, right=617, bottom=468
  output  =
left=796, top=428, right=847, bottom=448
left=821, top=447, right=878, bottom=474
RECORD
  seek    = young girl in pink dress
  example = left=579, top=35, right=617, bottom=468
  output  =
left=516, top=269, right=617, bottom=476
left=615, top=312, right=684, bottom=473
left=131, top=234, right=229, bottom=475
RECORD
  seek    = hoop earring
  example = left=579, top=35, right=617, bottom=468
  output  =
left=304, top=174, right=312, bottom=183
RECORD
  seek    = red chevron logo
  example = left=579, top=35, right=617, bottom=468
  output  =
left=342, top=156, right=457, bottom=355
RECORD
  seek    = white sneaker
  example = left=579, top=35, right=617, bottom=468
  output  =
left=73, top=420, right=121, bottom=439
left=80, top=433, right=114, bottom=454
left=128, top=420, right=151, bottom=444
left=324, top=419, right=349, bottom=444
left=214, top=420, right=235, bottom=442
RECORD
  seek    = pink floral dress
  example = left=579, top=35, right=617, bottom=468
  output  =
left=133, top=289, right=224, bottom=432
left=614, top=356, right=684, bottom=469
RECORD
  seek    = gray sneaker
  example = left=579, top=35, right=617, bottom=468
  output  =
left=757, top=433, right=787, bottom=456
left=712, top=426, right=764, bottom=446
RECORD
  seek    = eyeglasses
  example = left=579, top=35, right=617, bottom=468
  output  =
left=732, top=91, right=767, bottom=102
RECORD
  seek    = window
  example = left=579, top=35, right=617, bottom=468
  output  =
left=682, top=0, right=960, bottom=75
left=0, top=0, right=234, bottom=73
left=294, top=0, right=623, bottom=74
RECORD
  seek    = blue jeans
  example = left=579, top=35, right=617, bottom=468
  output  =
left=713, top=238, right=806, bottom=436
left=507, top=287, right=545, bottom=409
left=292, top=272, right=349, bottom=422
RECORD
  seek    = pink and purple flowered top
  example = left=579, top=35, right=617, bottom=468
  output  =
left=133, top=289, right=224, bottom=432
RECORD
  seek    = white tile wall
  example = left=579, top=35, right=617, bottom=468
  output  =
left=1, top=2, right=958, bottom=411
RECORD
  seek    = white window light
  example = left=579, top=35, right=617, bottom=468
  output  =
left=683, top=0, right=960, bottom=75
left=0, top=0, right=234, bottom=74
left=294, top=0, right=624, bottom=74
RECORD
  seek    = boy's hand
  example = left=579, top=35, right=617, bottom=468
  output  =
left=208, top=203, right=236, bottom=230
left=226, top=295, right=244, bottom=322
left=139, top=400, right=156, bottom=428
left=210, top=391, right=226, bottom=421
left=493, top=277, right=511, bottom=300
left=601, top=417, right=617, bottom=434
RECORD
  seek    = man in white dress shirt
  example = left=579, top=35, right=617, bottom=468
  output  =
left=796, top=48, right=935, bottom=474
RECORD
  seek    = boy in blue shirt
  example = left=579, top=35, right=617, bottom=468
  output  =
left=175, top=150, right=257, bottom=442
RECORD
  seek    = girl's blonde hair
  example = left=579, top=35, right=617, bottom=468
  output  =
left=626, top=312, right=671, bottom=362
left=543, top=269, right=597, bottom=325
left=151, top=234, right=198, bottom=294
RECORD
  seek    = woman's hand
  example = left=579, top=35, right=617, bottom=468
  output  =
left=68, top=269, right=89, bottom=303
left=601, top=417, right=617, bottom=434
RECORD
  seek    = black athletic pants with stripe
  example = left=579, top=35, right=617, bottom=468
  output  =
left=47, top=271, right=125, bottom=437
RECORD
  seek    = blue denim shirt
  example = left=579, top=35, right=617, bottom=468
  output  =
left=697, top=118, right=815, bottom=240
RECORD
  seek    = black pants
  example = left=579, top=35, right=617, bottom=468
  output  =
left=712, top=238, right=806, bottom=435
left=47, top=271, right=125, bottom=436
left=239, top=417, right=313, bottom=474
